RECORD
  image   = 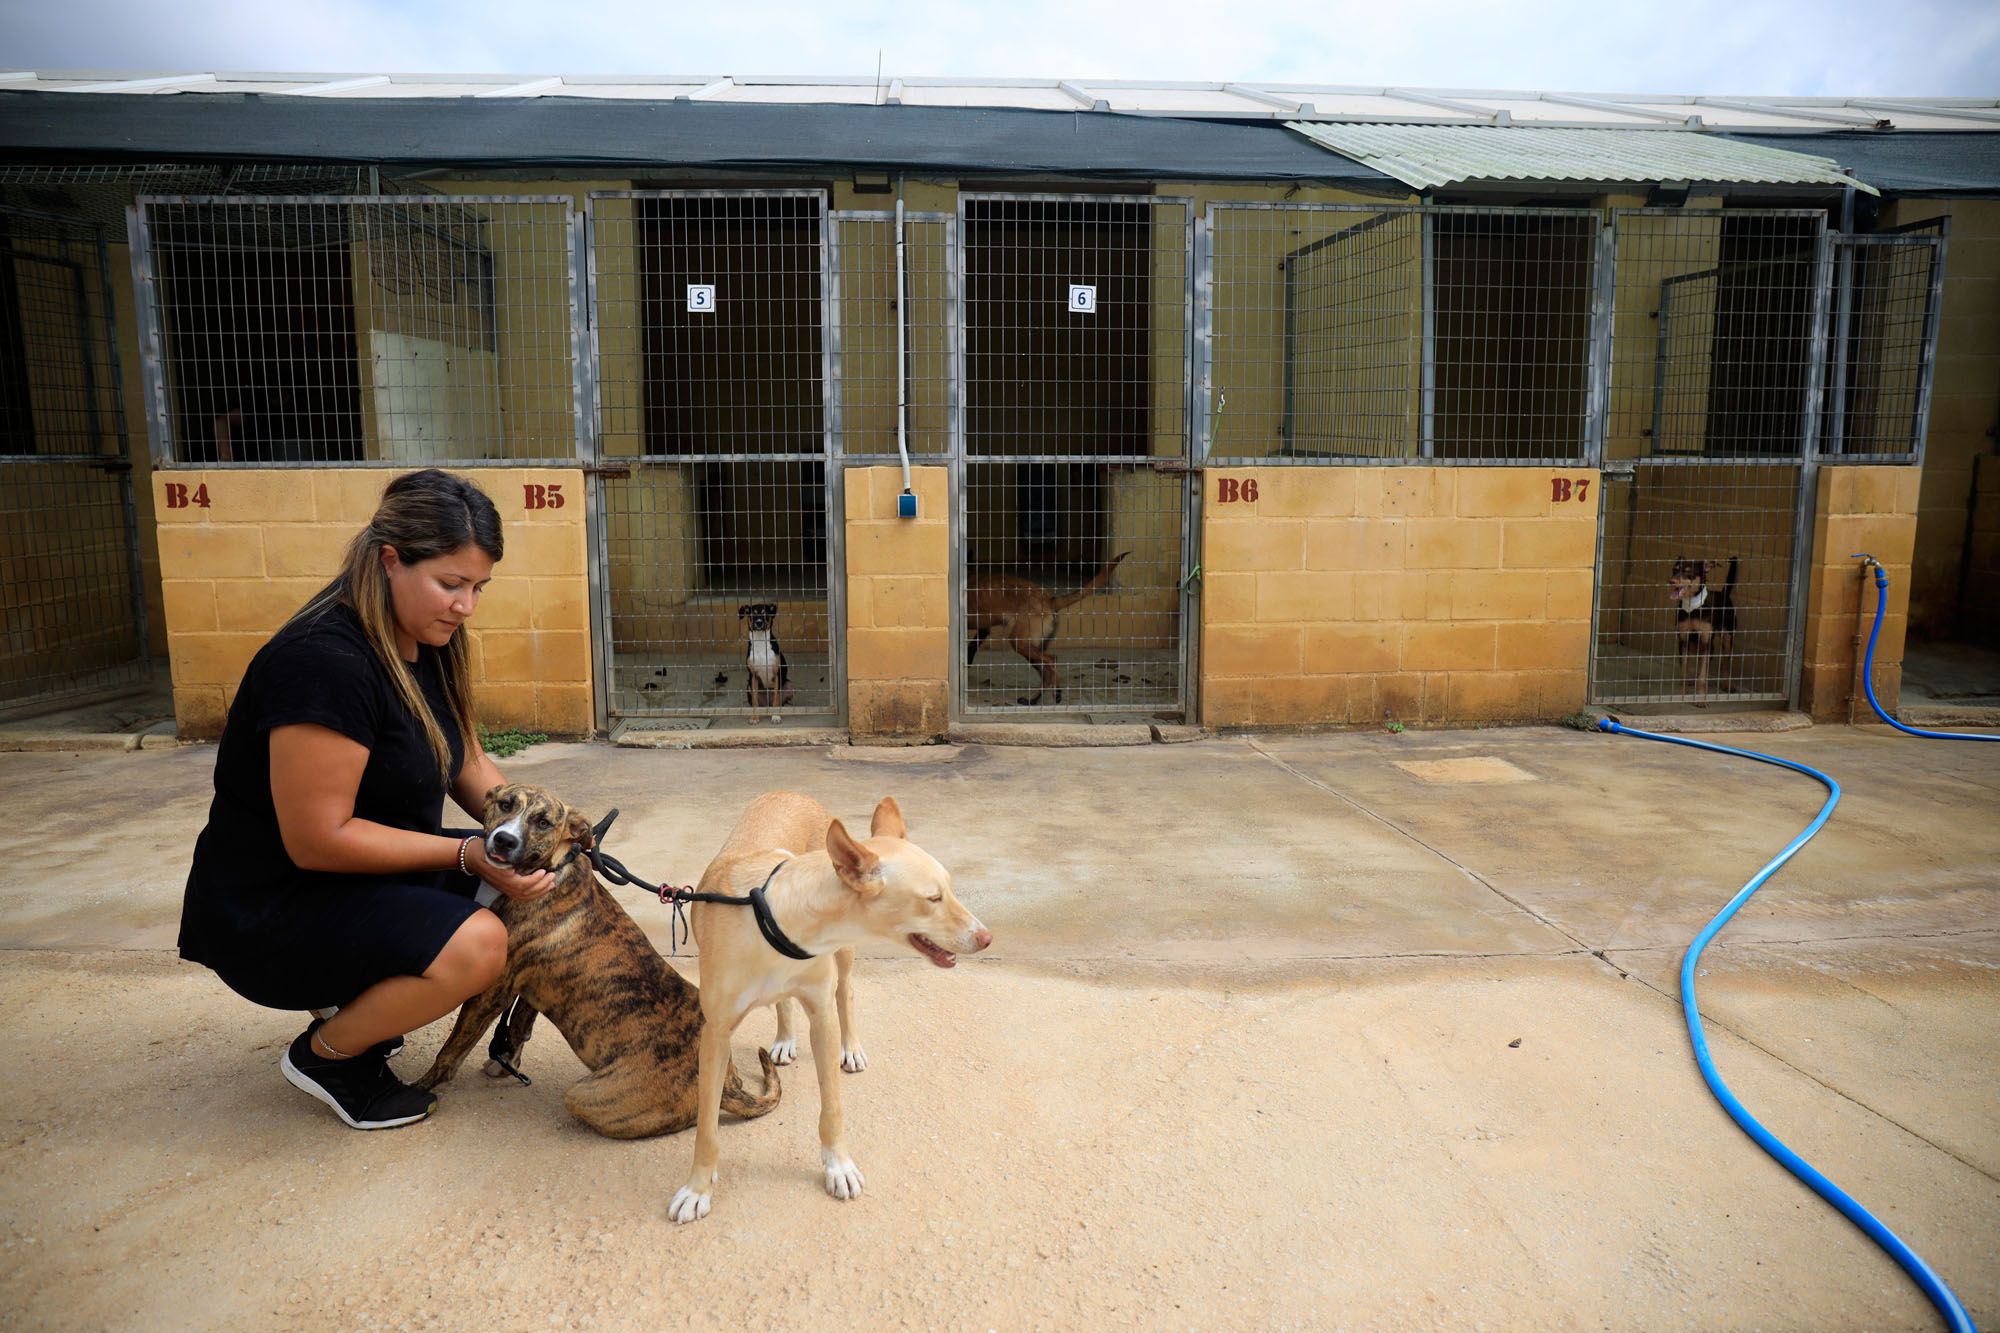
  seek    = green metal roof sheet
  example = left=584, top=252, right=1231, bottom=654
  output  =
left=1286, top=123, right=1878, bottom=193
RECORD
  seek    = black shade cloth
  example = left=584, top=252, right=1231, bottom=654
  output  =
left=0, top=92, right=1398, bottom=183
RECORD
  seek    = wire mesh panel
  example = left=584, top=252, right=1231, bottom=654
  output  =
left=134, top=196, right=577, bottom=465
left=832, top=211, right=954, bottom=458
left=588, top=191, right=838, bottom=723
left=957, top=194, right=1192, bottom=717
left=1591, top=464, right=1803, bottom=704
left=1203, top=203, right=1599, bottom=463
left=1607, top=209, right=1829, bottom=463
left=1825, top=233, right=1946, bottom=463
left=0, top=208, right=149, bottom=706
left=1593, top=210, right=1829, bottom=707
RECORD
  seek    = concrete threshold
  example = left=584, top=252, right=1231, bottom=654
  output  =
left=614, top=725, right=849, bottom=750
left=947, top=721, right=1154, bottom=747
left=1898, top=704, right=2000, bottom=730
left=0, top=721, right=181, bottom=753
left=1589, top=706, right=1812, bottom=735
left=618, top=720, right=1208, bottom=750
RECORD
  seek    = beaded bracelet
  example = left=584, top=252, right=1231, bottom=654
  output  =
left=458, top=834, right=480, bottom=877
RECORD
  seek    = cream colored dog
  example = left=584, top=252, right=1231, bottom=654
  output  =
left=668, top=791, right=990, bottom=1225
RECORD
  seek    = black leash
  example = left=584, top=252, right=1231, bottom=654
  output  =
left=485, top=997, right=533, bottom=1087
left=561, top=808, right=815, bottom=961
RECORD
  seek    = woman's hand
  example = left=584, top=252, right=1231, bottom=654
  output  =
left=464, top=836, right=555, bottom=902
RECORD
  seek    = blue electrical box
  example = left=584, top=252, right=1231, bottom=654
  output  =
left=897, top=489, right=918, bottom=519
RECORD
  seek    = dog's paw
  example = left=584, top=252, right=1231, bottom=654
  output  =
left=769, top=1037, right=797, bottom=1065
left=668, top=1185, right=712, bottom=1224
left=841, top=1045, right=868, bottom=1073
left=481, top=1058, right=510, bottom=1079
left=821, top=1149, right=865, bottom=1201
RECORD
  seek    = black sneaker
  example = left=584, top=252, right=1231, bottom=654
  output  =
left=280, top=1023, right=434, bottom=1130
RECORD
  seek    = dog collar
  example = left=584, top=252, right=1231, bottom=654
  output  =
left=1680, top=587, right=1708, bottom=612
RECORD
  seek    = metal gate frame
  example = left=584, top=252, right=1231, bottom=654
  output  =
left=1824, top=226, right=1949, bottom=466
left=581, top=189, right=846, bottom=733
left=827, top=207, right=959, bottom=467
left=949, top=191, right=1198, bottom=722
left=129, top=194, right=583, bottom=470
left=0, top=204, right=150, bottom=710
left=1197, top=200, right=1607, bottom=468
left=1590, top=208, right=1834, bottom=709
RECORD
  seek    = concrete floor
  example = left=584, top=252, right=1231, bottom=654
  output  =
left=1, top=724, right=1995, bottom=1328
left=1905, top=640, right=2000, bottom=705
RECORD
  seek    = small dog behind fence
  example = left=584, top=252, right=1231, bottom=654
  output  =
left=1668, top=554, right=1741, bottom=704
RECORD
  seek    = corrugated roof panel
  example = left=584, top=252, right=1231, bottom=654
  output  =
left=1619, top=100, right=1839, bottom=129
left=1286, top=123, right=1876, bottom=193
left=1844, top=110, right=2000, bottom=130
left=2, top=73, right=1993, bottom=133
left=902, top=84, right=1081, bottom=110
left=1269, top=91, right=1473, bottom=119
left=317, top=80, right=505, bottom=98
left=1099, top=87, right=1284, bottom=113
left=1457, top=97, right=1669, bottom=126
left=543, top=83, right=709, bottom=100
left=707, top=83, right=883, bottom=104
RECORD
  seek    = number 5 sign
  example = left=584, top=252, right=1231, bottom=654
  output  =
left=687, top=284, right=716, bottom=314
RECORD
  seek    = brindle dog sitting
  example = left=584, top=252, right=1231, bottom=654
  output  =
left=416, top=783, right=780, bottom=1138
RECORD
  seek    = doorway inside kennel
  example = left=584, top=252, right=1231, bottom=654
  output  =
left=587, top=191, right=841, bottom=728
left=1590, top=209, right=1827, bottom=708
left=953, top=194, right=1194, bottom=720
left=0, top=206, right=151, bottom=712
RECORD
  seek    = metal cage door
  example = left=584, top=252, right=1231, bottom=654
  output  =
left=129, top=195, right=580, bottom=468
left=953, top=193, right=1195, bottom=720
left=1590, top=209, right=1832, bottom=708
left=0, top=207, right=150, bottom=711
left=585, top=190, right=842, bottom=729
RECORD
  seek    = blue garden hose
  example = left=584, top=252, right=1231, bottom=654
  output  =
left=1853, top=554, right=1999, bottom=742
left=1598, top=718, right=1976, bottom=1333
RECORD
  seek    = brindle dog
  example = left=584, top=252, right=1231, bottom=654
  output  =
left=416, top=783, right=780, bottom=1138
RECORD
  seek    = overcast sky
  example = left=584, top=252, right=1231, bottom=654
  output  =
left=4, top=0, right=1996, bottom=97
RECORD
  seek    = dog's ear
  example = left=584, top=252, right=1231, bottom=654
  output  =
left=826, top=819, right=882, bottom=896
left=482, top=783, right=507, bottom=811
left=870, top=796, right=906, bottom=839
left=565, top=807, right=593, bottom=852
left=737, top=604, right=751, bottom=618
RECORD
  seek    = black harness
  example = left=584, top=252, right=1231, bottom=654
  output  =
left=556, top=808, right=814, bottom=961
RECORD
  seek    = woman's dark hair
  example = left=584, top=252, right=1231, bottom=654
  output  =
left=293, top=469, right=503, bottom=782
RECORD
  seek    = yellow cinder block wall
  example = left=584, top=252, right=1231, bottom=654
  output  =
left=155, top=468, right=593, bottom=739
left=846, top=465, right=949, bottom=738
left=1800, top=466, right=1921, bottom=720
left=1201, top=467, right=1597, bottom=728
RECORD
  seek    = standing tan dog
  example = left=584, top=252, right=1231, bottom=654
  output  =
left=416, top=784, right=781, bottom=1138
left=668, top=792, right=990, bottom=1224
left=966, top=550, right=1128, bottom=705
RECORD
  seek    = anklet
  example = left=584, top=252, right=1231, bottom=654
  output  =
left=313, top=1030, right=357, bottom=1060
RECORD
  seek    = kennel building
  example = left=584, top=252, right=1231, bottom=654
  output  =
left=1, top=79, right=1995, bottom=739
